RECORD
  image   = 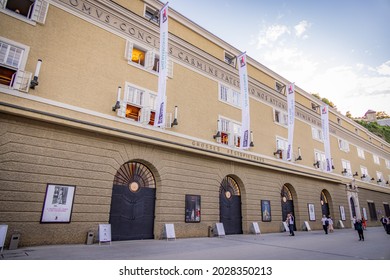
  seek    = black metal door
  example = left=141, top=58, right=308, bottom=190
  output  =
left=109, top=162, right=156, bottom=241
left=321, top=203, right=330, bottom=216
left=350, top=197, right=356, bottom=218
left=219, top=177, right=242, bottom=235
left=110, top=184, right=155, bottom=240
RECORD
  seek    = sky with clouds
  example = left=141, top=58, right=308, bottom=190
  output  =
left=167, top=0, right=390, bottom=117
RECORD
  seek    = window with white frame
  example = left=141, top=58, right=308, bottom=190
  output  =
left=311, top=126, right=323, bottom=142
left=117, top=83, right=157, bottom=125
left=376, top=171, right=383, bottom=184
left=219, top=117, right=241, bottom=147
left=386, top=159, right=390, bottom=169
left=125, top=40, right=173, bottom=77
left=357, top=147, right=365, bottom=159
left=0, top=0, right=48, bottom=24
left=314, top=150, right=326, bottom=171
left=274, top=137, right=288, bottom=160
left=274, top=109, right=288, bottom=126
left=360, top=166, right=369, bottom=181
left=219, top=83, right=240, bottom=108
left=338, top=139, right=350, bottom=152
left=341, top=159, right=352, bottom=177
left=373, top=154, right=380, bottom=165
left=0, top=37, right=31, bottom=92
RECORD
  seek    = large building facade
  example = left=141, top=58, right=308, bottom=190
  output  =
left=0, top=0, right=389, bottom=247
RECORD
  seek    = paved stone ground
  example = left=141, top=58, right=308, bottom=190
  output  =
left=1, top=226, right=389, bottom=260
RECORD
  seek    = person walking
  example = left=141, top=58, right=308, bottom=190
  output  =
left=286, top=213, right=295, bottom=236
left=321, top=215, right=329, bottom=234
left=327, top=216, right=334, bottom=233
left=380, top=216, right=388, bottom=230
left=355, top=219, right=364, bottom=241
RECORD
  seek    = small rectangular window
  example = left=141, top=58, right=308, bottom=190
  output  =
left=311, top=126, right=323, bottom=141
left=275, top=82, right=285, bottom=94
left=338, top=139, right=350, bottom=152
left=144, top=6, right=159, bottom=23
left=274, top=110, right=287, bottom=126
left=357, top=147, right=365, bottom=159
left=373, top=154, right=380, bottom=165
left=224, top=52, right=236, bottom=67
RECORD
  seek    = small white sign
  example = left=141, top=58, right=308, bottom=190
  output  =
left=338, top=220, right=345, bottom=229
left=98, top=224, right=111, bottom=244
left=304, top=221, right=311, bottom=231
left=0, top=225, right=8, bottom=252
left=251, top=222, right=261, bottom=234
left=282, top=221, right=289, bottom=232
left=214, top=223, right=225, bottom=237
left=164, top=224, right=176, bottom=240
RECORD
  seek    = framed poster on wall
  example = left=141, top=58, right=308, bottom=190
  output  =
left=308, top=203, right=316, bottom=221
left=339, top=205, right=346, bottom=221
left=185, top=194, right=201, bottom=223
left=261, top=200, right=271, bottom=222
left=40, top=184, right=76, bottom=223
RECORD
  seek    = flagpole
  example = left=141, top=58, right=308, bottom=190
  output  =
left=154, top=2, right=169, bottom=128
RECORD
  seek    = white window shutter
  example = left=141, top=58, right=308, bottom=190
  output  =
left=30, top=0, right=49, bottom=24
left=145, top=51, right=155, bottom=70
left=11, top=70, right=32, bottom=93
left=125, top=41, right=133, bottom=61
left=165, top=113, right=172, bottom=128
left=0, top=0, right=6, bottom=9
left=167, top=59, right=173, bottom=78
left=117, top=101, right=126, bottom=118
left=140, top=107, right=151, bottom=124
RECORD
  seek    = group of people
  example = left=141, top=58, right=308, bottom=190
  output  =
left=286, top=212, right=390, bottom=239
left=321, top=215, right=334, bottom=234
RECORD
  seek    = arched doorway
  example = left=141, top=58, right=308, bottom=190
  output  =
left=219, top=176, right=242, bottom=235
left=320, top=191, right=330, bottom=216
left=281, top=184, right=295, bottom=229
left=109, top=161, right=156, bottom=241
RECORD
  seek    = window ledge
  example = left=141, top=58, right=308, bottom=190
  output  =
left=0, top=9, right=37, bottom=26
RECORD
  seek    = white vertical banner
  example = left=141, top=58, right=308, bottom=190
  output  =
left=238, top=52, right=250, bottom=149
left=286, top=83, right=295, bottom=161
left=154, top=3, right=169, bottom=128
left=321, top=105, right=332, bottom=172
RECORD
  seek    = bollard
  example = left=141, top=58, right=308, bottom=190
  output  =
left=9, top=233, right=20, bottom=250
left=86, top=231, right=94, bottom=245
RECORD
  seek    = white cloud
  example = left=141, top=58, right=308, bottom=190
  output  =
left=376, top=60, right=390, bottom=76
left=257, top=24, right=290, bottom=48
left=294, top=20, right=310, bottom=38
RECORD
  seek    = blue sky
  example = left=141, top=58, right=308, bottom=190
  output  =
left=167, top=0, right=390, bottom=117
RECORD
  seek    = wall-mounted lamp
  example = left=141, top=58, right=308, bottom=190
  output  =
left=295, top=147, right=302, bottom=161
left=371, top=177, right=375, bottom=181
left=386, top=181, right=389, bottom=185
left=250, top=131, right=254, bottom=147
left=361, top=174, right=367, bottom=179
left=213, top=120, right=221, bottom=141
left=353, top=172, right=358, bottom=177
left=273, top=149, right=282, bottom=156
left=112, top=86, right=121, bottom=111
left=30, top=59, right=42, bottom=89
left=377, top=179, right=382, bottom=183
left=171, top=106, right=178, bottom=127
left=341, top=168, right=348, bottom=175
left=331, top=158, right=335, bottom=169
left=313, top=161, right=320, bottom=168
